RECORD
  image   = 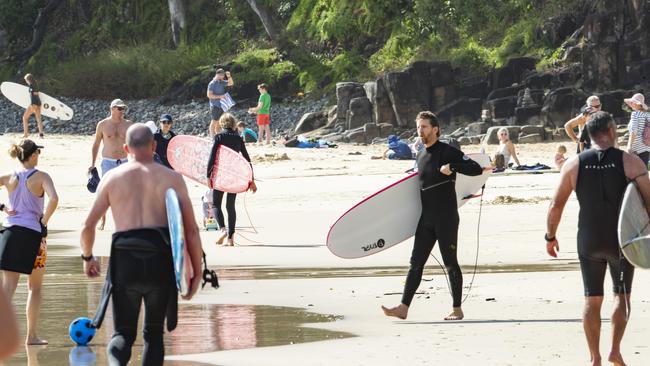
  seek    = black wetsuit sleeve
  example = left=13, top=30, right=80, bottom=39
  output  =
left=447, top=147, right=483, bottom=176
left=207, top=135, right=221, bottom=178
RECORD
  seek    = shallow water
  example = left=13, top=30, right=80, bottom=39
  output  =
left=4, top=256, right=352, bottom=366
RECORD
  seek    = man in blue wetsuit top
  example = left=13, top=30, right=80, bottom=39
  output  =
left=382, top=111, right=487, bottom=321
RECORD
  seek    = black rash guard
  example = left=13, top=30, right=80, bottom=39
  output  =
left=575, top=147, right=634, bottom=296
left=401, top=141, right=483, bottom=308
left=416, top=140, right=483, bottom=215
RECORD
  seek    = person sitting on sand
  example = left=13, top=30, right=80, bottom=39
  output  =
left=494, top=127, right=521, bottom=168
left=555, top=145, right=567, bottom=169
left=237, top=121, right=258, bottom=143
left=0, top=139, right=59, bottom=345
left=383, top=135, right=413, bottom=160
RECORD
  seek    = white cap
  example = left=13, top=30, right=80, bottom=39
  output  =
left=110, top=99, right=127, bottom=109
left=144, top=121, right=157, bottom=133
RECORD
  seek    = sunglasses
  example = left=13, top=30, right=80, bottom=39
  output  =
left=115, top=106, right=125, bottom=111
left=161, top=121, right=172, bottom=124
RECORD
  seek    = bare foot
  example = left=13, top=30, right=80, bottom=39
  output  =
left=216, top=231, right=227, bottom=245
left=381, top=304, right=408, bottom=319
left=26, top=336, right=48, bottom=345
left=226, top=238, right=234, bottom=246
left=608, top=352, right=626, bottom=366
left=444, top=307, right=464, bottom=321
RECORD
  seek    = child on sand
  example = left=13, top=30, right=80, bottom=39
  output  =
left=237, top=121, right=258, bottom=143
left=555, top=145, right=567, bottom=169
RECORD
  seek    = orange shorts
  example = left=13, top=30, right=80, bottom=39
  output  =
left=33, top=239, right=47, bottom=270
left=257, top=114, right=270, bottom=126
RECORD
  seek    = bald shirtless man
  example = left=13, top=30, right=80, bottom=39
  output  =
left=89, top=99, right=132, bottom=230
left=81, top=123, right=202, bottom=366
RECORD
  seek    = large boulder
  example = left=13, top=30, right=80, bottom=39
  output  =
left=384, top=71, right=428, bottom=128
left=457, top=77, right=490, bottom=99
left=492, top=57, right=538, bottom=89
left=466, top=122, right=491, bottom=135
left=347, top=97, right=373, bottom=130
left=365, top=79, right=397, bottom=126
left=520, top=125, right=547, bottom=139
left=541, top=87, right=588, bottom=127
left=523, top=71, right=555, bottom=90
left=336, top=82, right=366, bottom=122
left=515, top=106, right=543, bottom=125
left=487, top=85, right=525, bottom=101
left=519, top=133, right=544, bottom=144
left=486, top=96, right=518, bottom=120
left=294, top=111, right=327, bottom=134
left=598, top=89, right=637, bottom=119
left=434, top=97, right=482, bottom=126
left=517, top=88, right=545, bottom=107
left=429, top=61, right=456, bottom=109
left=364, top=123, right=380, bottom=143
left=378, top=123, right=394, bottom=138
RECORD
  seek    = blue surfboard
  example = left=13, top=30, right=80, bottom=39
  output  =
left=165, top=188, right=192, bottom=296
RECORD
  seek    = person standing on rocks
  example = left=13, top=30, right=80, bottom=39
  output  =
left=381, top=111, right=487, bottom=321
left=248, top=83, right=271, bottom=145
left=21, top=74, right=45, bottom=139
left=81, top=124, right=203, bottom=366
left=153, top=114, right=176, bottom=169
left=546, top=111, right=650, bottom=366
left=89, top=99, right=132, bottom=230
left=564, top=95, right=601, bottom=153
left=207, top=69, right=234, bottom=136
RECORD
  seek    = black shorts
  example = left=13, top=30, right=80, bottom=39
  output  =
left=210, top=105, right=224, bottom=121
left=0, top=225, right=42, bottom=274
left=578, top=238, right=634, bottom=296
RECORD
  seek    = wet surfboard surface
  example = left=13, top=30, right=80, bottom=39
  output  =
left=167, top=135, right=252, bottom=193
left=618, top=182, right=650, bottom=269
left=326, top=153, right=491, bottom=259
left=166, top=188, right=193, bottom=296
left=1, top=81, right=74, bottom=120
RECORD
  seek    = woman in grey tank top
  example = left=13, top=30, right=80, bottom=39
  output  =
left=0, top=139, right=59, bottom=345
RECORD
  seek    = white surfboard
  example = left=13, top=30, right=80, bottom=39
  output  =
left=326, top=153, right=491, bottom=259
left=1, top=81, right=74, bottom=120
left=617, top=182, right=650, bottom=269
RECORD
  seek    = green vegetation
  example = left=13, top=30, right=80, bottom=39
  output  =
left=0, top=0, right=587, bottom=99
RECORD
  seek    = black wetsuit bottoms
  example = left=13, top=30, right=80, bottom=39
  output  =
left=578, top=240, right=634, bottom=297
left=213, top=189, right=236, bottom=239
left=402, top=212, right=462, bottom=308
left=109, top=229, right=174, bottom=366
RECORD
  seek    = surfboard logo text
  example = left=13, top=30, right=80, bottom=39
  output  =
left=362, top=238, right=385, bottom=252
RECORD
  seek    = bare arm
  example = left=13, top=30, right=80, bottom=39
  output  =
left=91, top=122, right=103, bottom=168
left=564, top=116, right=584, bottom=143
left=81, top=180, right=110, bottom=257
left=623, top=152, right=650, bottom=213
left=40, top=173, right=58, bottom=225
left=226, top=72, right=234, bottom=86
left=248, top=102, right=263, bottom=113
left=206, top=89, right=222, bottom=100
left=627, top=132, right=636, bottom=152
left=175, top=175, right=203, bottom=300
left=0, top=287, right=19, bottom=361
left=546, top=156, right=578, bottom=257
left=507, top=142, right=521, bottom=165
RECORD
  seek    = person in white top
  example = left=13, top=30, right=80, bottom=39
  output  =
left=494, top=127, right=521, bottom=168
left=625, top=93, right=650, bottom=166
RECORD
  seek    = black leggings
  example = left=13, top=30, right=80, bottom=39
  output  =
left=109, top=249, right=174, bottom=366
left=402, top=215, right=463, bottom=308
left=213, top=189, right=237, bottom=238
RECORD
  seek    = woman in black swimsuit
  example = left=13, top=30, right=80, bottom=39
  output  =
left=22, top=74, right=44, bottom=138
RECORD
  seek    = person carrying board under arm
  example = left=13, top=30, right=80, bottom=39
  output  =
left=546, top=111, right=650, bottom=366
left=80, top=124, right=203, bottom=366
left=382, top=111, right=488, bottom=321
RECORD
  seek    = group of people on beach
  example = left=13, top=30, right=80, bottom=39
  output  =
left=2, top=64, right=650, bottom=365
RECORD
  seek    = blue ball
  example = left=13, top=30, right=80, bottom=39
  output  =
left=69, top=317, right=96, bottom=346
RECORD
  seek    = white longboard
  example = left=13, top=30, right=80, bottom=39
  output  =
left=1, top=81, right=74, bottom=120
left=618, top=183, right=650, bottom=269
left=326, top=153, right=491, bottom=259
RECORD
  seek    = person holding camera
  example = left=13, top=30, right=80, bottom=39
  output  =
left=207, top=68, right=234, bottom=136
left=564, top=95, right=601, bottom=153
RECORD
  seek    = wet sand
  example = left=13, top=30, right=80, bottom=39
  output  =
left=1, top=133, right=649, bottom=365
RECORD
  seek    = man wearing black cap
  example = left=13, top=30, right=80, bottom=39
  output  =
left=207, top=69, right=234, bottom=136
left=153, top=114, right=176, bottom=170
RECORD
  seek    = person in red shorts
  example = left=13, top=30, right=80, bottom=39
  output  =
left=248, top=83, right=271, bottom=145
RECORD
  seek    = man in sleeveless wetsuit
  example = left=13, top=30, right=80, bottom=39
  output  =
left=80, top=124, right=203, bottom=366
left=546, top=111, right=650, bottom=366
left=382, top=111, right=487, bottom=321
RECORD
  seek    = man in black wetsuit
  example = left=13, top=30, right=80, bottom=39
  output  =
left=382, top=111, right=487, bottom=321
left=80, top=123, right=203, bottom=366
left=546, top=111, right=650, bottom=366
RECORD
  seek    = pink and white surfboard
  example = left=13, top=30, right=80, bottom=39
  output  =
left=167, top=135, right=252, bottom=193
left=326, top=153, right=491, bottom=259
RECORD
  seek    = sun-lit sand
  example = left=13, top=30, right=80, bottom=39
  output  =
left=1, top=133, right=648, bottom=365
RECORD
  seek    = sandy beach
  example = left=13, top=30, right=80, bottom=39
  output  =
left=1, top=133, right=648, bottom=365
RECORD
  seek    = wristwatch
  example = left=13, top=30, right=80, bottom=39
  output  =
left=544, top=233, right=556, bottom=242
left=81, top=254, right=94, bottom=262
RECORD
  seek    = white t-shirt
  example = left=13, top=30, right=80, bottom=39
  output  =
left=627, top=111, right=650, bottom=153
